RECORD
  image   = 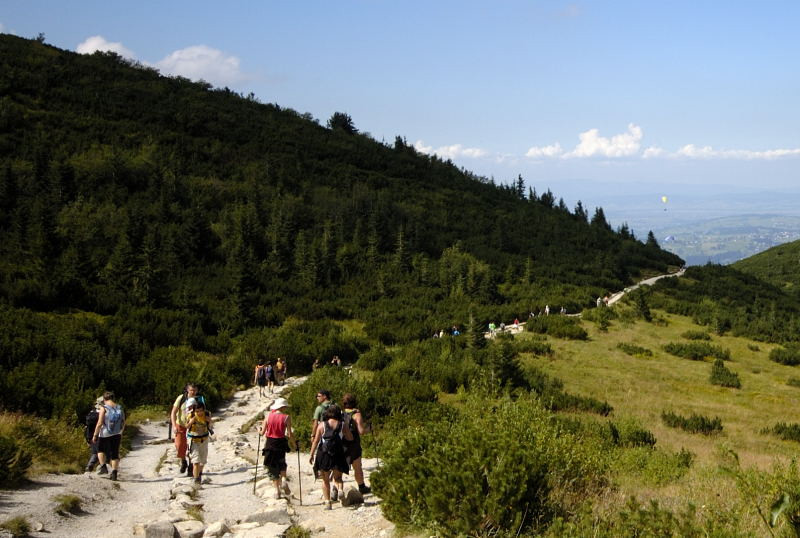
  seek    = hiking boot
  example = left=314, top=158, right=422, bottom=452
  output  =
left=274, top=491, right=282, bottom=500
left=186, top=464, right=194, bottom=477
left=325, top=501, right=332, bottom=511
left=330, top=487, right=338, bottom=502
left=179, top=459, right=188, bottom=474
left=358, top=484, right=371, bottom=494
left=195, top=477, right=201, bottom=485
left=110, top=470, right=118, bottom=481
left=282, top=481, right=291, bottom=496
left=97, top=464, right=108, bottom=475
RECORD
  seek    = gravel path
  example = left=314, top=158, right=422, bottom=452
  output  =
left=0, top=377, right=395, bottom=537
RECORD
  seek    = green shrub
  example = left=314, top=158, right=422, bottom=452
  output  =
left=770, top=346, right=800, bottom=366
left=0, top=516, right=30, bottom=537
left=682, top=330, right=711, bottom=341
left=371, top=393, right=607, bottom=536
left=608, top=418, right=657, bottom=448
left=525, top=365, right=612, bottom=416
left=788, top=377, right=800, bottom=388
left=53, top=494, right=82, bottom=515
left=663, top=341, right=730, bottom=361
left=617, top=342, right=653, bottom=358
left=762, top=422, right=800, bottom=443
left=514, top=337, right=553, bottom=356
left=747, top=343, right=761, bottom=352
left=661, top=410, right=723, bottom=435
left=613, top=446, right=694, bottom=486
left=525, top=315, right=588, bottom=340
left=0, top=433, right=32, bottom=487
left=354, top=347, right=392, bottom=371
left=710, top=358, right=741, bottom=389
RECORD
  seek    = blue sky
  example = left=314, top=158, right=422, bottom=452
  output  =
left=3, top=1, right=800, bottom=210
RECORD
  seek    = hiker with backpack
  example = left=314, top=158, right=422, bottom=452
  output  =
left=185, top=398, right=213, bottom=485
left=171, top=383, right=200, bottom=475
left=83, top=396, right=104, bottom=472
left=312, top=389, right=333, bottom=435
left=259, top=397, right=296, bottom=499
left=309, top=404, right=353, bottom=510
left=91, top=391, right=125, bottom=481
left=254, top=360, right=271, bottom=398
left=342, top=393, right=371, bottom=494
left=275, top=357, right=287, bottom=386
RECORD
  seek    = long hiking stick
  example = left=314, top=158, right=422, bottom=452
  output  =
left=253, top=429, right=261, bottom=494
left=296, top=447, right=302, bottom=505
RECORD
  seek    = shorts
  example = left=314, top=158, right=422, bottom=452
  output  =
left=174, top=425, right=188, bottom=458
left=264, top=437, right=288, bottom=479
left=188, top=437, right=209, bottom=465
left=344, top=440, right=362, bottom=464
left=98, top=434, right=122, bottom=460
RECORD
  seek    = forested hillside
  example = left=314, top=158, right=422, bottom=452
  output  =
left=0, top=34, right=682, bottom=417
left=731, top=239, right=800, bottom=291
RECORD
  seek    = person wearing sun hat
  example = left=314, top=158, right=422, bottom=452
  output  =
left=260, top=397, right=296, bottom=499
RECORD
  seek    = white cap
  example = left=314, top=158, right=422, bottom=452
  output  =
left=270, top=397, right=290, bottom=411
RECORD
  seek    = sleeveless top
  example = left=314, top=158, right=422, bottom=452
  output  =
left=343, top=408, right=360, bottom=445
left=266, top=411, right=288, bottom=439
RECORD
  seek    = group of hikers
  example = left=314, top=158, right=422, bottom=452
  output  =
left=83, top=368, right=372, bottom=510
left=253, top=357, right=288, bottom=397
left=258, top=387, right=371, bottom=510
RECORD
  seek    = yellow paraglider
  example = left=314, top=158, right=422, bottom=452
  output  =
left=661, top=195, right=668, bottom=211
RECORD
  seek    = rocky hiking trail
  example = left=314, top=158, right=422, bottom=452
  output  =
left=0, top=377, right=394, bottom=537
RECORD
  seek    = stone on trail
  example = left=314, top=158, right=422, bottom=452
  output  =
left=234, top=522, right=291, bottom=537
left=243, top=506, right=291, bottom=525
left=201, top=520, right=229, bottom=537
left=341, top=486, right=364, bottom=507
left=32, top=521, right=45, bottom=531
left=144, top=519, right=177, bottom=538
left=174, top=520, right=206, bottom=538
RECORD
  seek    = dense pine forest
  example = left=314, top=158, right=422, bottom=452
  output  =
left=0, top=34, right=681, bottom=417
left=9, top=34, right=800, bottom=535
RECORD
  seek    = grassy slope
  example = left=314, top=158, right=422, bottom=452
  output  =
left=733, top=239, right=800, bottom=291
left=520, top=307, right=800, bottom=526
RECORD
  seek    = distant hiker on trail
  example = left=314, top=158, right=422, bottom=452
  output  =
left=560, top=306, right=566, bottom=315
left=254, top=360, right=270, bottom=398
left=513, top=318, right=520, bottom=328
left=309, top=404, right=353, bottom=510
left=597, top=296, right=603, bottom=307
left=92, top=391, right=125, bottom=481
left=312, top=358, right=321, bottom=371
left=545, top=304, right=550, bottom=316
left=275, top=357, right=287, bottom=386
left=489, top=322, right=497, bottom=335
left=259, top=397, right=296, bottom=499
left=171, top=383, right=200, bottom=475
left=330, top=355, right=342, bottom=367
left=312, top=389, right=333, bottom=435
left=186, top=398, right=213, bottom=485
left=342, top=393, right=371, bottom=495
left=84, top=396, right=104, bottom=472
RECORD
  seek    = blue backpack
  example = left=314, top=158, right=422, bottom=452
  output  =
left=104, top=404, right=125, bottom=436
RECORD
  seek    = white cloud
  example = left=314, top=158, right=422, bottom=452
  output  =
left=564, top=123, right=643, bottom=158
left=672, top=144, right=800, bottom=160
left=76, top=35, right=135, bottom=59
left=413, top=140, right=487, bottom=159
left=154, top=45, right=245, bottom=86
left=525, top=143, right=563, bottom=159
left=642, top=146, right=665, bottom=159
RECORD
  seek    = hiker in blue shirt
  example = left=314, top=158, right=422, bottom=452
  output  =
left=91, top=391, right=125, bottom=481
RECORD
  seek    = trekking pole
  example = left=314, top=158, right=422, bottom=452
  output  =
left=253, top=427, right=262, bottom=494
left=296, top=446, right=302, bottom=505
left=168, top=420, right=172, bottom=441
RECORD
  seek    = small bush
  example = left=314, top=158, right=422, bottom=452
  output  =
left=747, top=343, right=760, bottom=352
left=617, top=342, right=653, bottom=358
left=709, top=358, right=741, bottom=389
left=762, top=422, right=800, bottom=443
left=663, top=341, right=730, bottom=361
left=770, top=346, right=800, bottom=366
left=354, top=347, right=392, bottom=371
left=53, top=494, right=82, bottom=515
left=514, top=337, right=553, bottom=356
left=608, top=418, right=657, bottom=448
left=613, top=447, right=694, bottom=486
left=0, top=516, right=30, bottom=536
left=525, top=316, right=588, bottom=340
left=788, top=377, right=800, bottom=388
left=682, top=330, right=711, bottom=341
left=661, top=410, right=723, bottom=435
left=0, top=433, right=32, bottom=487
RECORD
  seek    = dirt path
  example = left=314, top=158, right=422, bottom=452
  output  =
left=0, top=377, right=394, bottom=537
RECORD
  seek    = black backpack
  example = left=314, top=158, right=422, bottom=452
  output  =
left=257, top=366, right=267, bottom=382
left=320, top=421, right=344, bottom=456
